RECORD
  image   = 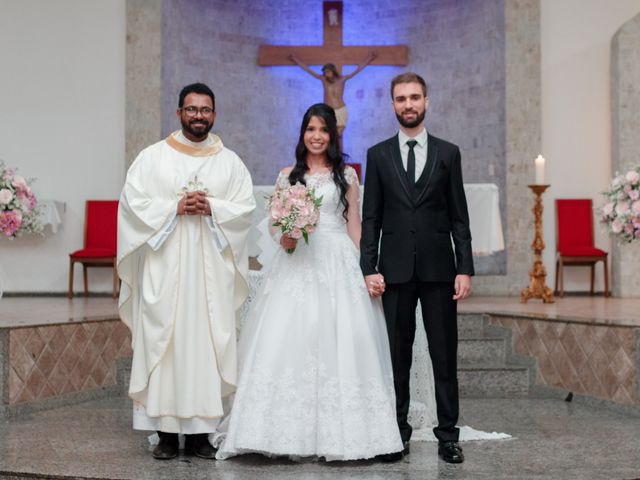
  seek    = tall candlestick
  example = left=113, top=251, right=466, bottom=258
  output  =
left=535, top=155, right=545, bottom=184
left=521, top=185, right=554, bottom=303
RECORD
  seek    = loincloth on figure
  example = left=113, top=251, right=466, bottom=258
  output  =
left=333, top=105, right=348, bottom=128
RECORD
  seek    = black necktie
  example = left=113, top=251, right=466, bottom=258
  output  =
left=406, top=140, right=418, bottom=186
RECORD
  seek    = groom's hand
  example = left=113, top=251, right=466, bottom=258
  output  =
left=365, top=273, right=386, bottom=297
left=453, top=274, right=472, bottom=300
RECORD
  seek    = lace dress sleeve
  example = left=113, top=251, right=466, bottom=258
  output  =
left=344, top=165, right=360, bottom=187
left=275, top=170, right=290, bottom=190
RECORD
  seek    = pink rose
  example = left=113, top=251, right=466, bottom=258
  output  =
left=602, top=202, right=615, bottom=216
left=611, top=219, right=624, bottom=233
left=615, top=202, right=630, bottom=215
left=625, top=170, right=640, bottom=185
left=0, top=210, right=22, bottom=236
left=290, top=227, right=303, bottom=239
left=12, top=174, right=27, bottom=191
left=632, top=201, right=640, bottom=214
left=630, top=190, right=640, bottom=201
left=0, top=188, right=12, bottom=205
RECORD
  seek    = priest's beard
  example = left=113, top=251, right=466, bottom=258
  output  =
left=181, top=118, right=213, bottom=141
left=395, top=109, right=426, bottom=129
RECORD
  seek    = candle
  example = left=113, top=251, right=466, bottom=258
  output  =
left=535, top=155, right=545, bottom=184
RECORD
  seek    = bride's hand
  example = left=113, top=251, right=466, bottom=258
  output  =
left=280, top=234, right=297, bottom=251
left=365, top=273, right=385, bottom=297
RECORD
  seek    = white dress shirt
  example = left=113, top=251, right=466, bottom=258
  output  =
left=398, top=128, right=428, bottom=183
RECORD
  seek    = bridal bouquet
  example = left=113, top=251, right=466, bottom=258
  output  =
left=0, top=160, right=43, bottom=238
left=599, top=166, right=640, bottom=243
left=268, top=182, right=322, bottom=253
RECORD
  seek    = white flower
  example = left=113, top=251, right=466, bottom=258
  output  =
left=615, top=201, right=630, bottom=216
left=0, top=188, right=13, bottom=205
left=602, top=202, right=615, bottom=216
left=611, top=218, right=624, bottom=233
left=625, top=170, right=640, bottom=185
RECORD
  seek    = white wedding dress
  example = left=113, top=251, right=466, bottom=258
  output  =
left=216, top=168, right=403, bottom=461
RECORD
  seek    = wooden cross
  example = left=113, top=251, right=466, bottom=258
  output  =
left=258, top=1, right=408, bottom=74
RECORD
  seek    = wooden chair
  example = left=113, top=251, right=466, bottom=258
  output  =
left=68, top=200, right=119, bottom=298
left=554, top=199, right=609, bottom=297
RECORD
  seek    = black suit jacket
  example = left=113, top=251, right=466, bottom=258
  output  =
left=360, top=133, right=474, bottom=283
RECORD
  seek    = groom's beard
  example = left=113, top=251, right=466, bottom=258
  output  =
left=396, top=109, right=426, bottom=129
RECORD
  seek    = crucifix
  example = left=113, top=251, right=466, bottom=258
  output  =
left=258, top=1, right=408, bottom=174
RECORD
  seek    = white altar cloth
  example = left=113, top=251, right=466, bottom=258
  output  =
left=250, top=184, right=504, bottom=258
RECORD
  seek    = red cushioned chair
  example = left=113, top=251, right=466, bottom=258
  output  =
left=554, top=199, right=609, bottom=297
left=68, top=200, right=119, bottom=298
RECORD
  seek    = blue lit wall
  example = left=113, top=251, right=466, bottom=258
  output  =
left=162, top=0, right=506, bottom=273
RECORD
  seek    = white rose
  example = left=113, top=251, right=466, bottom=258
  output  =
left=625, top=170, right=640, bottom=185
left=615, top=202, right=630, bottom=215
left=0, top=188, right=13, bottom=205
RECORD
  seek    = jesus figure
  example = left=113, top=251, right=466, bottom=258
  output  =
left=289, top=51, right=377, bottom=142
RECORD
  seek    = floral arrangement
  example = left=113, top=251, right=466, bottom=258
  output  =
left=599, top=167, right=640, bottom=243
left=268, top=183, right=322, bottom=253
left=0, top=160, right=43, bottom=238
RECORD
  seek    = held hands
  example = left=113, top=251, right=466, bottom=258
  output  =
left=177, top=191, right=211, bottom=216
left=365, top=273, right=385, bottom=298
left=280, top=234, right=298, bottom=252
left=453, top=274, right=472, bottom=300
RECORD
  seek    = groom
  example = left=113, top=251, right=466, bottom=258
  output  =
left=360, top=72, right=473, bottom=463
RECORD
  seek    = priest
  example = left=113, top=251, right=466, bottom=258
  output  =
left=117, top=83, right=255, bottom=460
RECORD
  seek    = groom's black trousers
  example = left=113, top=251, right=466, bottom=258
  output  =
left=382, top=277, right=459, bottom=443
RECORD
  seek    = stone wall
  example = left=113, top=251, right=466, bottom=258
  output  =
left=611, top=13, right=640, bottom=297
left=126, top=0, right=162, bottom=168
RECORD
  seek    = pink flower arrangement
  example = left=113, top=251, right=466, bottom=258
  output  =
left=600, top=166, right=640, bottom=243
left=0, top=160, right=43, bottom=238
left=268, top=182, right=322, bottom=253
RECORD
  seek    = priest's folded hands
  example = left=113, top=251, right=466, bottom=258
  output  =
left=177, top=190, right=211, bottom=216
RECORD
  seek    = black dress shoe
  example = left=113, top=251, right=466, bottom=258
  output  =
left=378, top=441, right=410, bottom=463
left=152, top=432, right=179, bottom=460
left=184, top=433, right=217, bottom=459
left=438, top=441, right=464, bottom=463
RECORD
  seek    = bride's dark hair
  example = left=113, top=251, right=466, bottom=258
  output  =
left=288, top=103, right=350, bottom=220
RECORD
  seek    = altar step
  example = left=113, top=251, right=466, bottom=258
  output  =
left=115, top=314, right=534, bottom=401
left=457, top=313, right=533, bottom=397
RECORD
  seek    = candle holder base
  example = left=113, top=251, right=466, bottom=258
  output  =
left=520, top=261, right=554, bottom=303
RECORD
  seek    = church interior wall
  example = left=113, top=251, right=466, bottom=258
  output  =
left=1, top=0, right=639, bottom=295
left=539, top=0, right=640, bottom=295
left=0, top=0, right=126, bottom=293
left=160, top=0, right=508, bottom=275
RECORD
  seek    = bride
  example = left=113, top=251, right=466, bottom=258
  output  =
left=216, top=103, right=403, bottom=461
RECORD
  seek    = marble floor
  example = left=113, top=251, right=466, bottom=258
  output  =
left=0, top=395, right=639, bottom=480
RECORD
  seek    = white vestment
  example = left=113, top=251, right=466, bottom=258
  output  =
left=117, top=131, right=255, bottom=433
